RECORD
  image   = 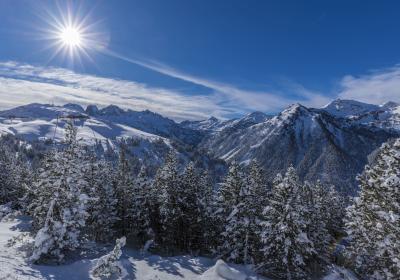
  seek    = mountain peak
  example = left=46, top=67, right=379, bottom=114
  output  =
left=381, top=101, right=399, bottom=109
left=281, top=103, right=308, bottom=115
left=244, top=111, right=268, bottom=122
left=208, top=116, right=219, bottom=122
left=85, top=105, right=99, bottom=115
left=63, top=103, right=84, bottom=112
left=323, top=99, right=379, bottom=118
left=100, top=105, right=125, bottom=115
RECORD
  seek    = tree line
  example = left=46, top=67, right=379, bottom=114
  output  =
left=0, top=122, right=399, bottom=279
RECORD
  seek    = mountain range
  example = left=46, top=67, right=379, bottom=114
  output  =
left=0, top=99, right=399, bottom=193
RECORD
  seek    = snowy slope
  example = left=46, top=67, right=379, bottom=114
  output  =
left=86, top=105, right=203, bottom=145
left=0, top=103, right=228, bottom=180
left=0, top=103, right=168, bottom=145
left=0, top=216, right=264, bottom=280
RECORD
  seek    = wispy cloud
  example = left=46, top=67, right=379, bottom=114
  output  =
left=105, top=50, right=331, bottom=112
left=0, top=60, right=331, bottom=120
left=0, top=61, right=229, bottom=120
left=338, top=65, right=400, bottom=105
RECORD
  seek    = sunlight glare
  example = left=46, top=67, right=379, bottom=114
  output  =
left=59, top=26, right=82, bottom=47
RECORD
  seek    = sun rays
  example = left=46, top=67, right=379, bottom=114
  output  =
left=35, top=2, right=109, bottom=68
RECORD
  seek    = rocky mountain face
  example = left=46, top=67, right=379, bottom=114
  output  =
left=198, top=100, right=400, bottom=193
left=0, top=99, right=398, bottom=193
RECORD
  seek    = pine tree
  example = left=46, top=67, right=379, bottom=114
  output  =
left=30, top=121, right=89, bottom=263
left=13, top=153, right=33, bottom=210
left=218, top=162, right=260, bottom=264
left=84, top=154, right=118, bottom=242
left=301, top=181, right=331, bottom=265
left=0, top=146, right=17, bottom=204
left=131, top=166, right=153, bottom=244
left=113, top=147, right=135, bottom=236
left=325, top=185, right=346, bottom=237
left=197, top=169, right=217, bottom=252
left=259, top=167, right=315, bottom=279
left=345, top=139, right=400, bottom=279
left=247, top=160, right=269, bottom=206
left=153, top=151, right=181, bottom=250
left=179, top=162, right=204, bottom=252
left=246, top=160, right=268, bottom=263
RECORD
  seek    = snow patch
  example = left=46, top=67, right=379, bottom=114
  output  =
left=199, top=260, right=247, bottom=280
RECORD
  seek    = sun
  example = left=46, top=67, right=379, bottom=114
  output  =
left=59, top=26, right=82, bottom=47
left=37, top=3, right=109, bottom=64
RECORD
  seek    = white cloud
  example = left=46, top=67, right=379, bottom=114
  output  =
left=106, top=50, right=331, bottom=112
left=338, top=65, right=400, bottom=105
left=0, top=61, right=229, bottom=120
left=0, top=60, right=331, bottom=120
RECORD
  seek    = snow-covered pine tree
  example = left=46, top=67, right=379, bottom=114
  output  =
left=345, top=138, right=400, bottom=279
left=301, top=181, right=331, bottom=266
left=28, top=150, right=58, bottom=231
left=259, top=167, right=315, bottom=279
left=90, top=236, right=126, bottom=279
left=247, top=160, right=269, bottom=206
left=84, top=154, right=118, bottom=242
left=179, top=162, right=204, bottom=252
left=113, top=146, right=135, bottom=236
left=131, top=166, right=153, bottom=245
left=246, top=160, right=269, bottom=263
left=219, top=161, right=244, bottom=212
left=197, top=169, right=217, bottom=252
left=153, top=151, right=181, bottom=250
left=13, top=153, right=33, bottom=210
left=0, top=146, right=17, bottom=204
left=218, top=162, right=260, bottom=264
left=325, top=185, right=346, bottom=237
left=216, top=161, right=244, bottom=249
left=311, top=182, right=345, bottom=239
left=30, top=121, right=89, bottom=263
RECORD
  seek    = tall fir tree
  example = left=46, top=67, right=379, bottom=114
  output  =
left=0, top=146, right=17, bottom=205
left=197, top=169, right=217, bottom=253
left=113, top=146, right=135, bottom=236
left=345, top=139, right=400, bottom=279
left=131, top=166, right=153, bottom=244
left=13, top=153, right=33, bottom=210
left=30, top=121, right=89, bottom=262
left=153, top=151, right=181, bottom=250
left=246, top=160, right=268, bottom=263
left=179, top=162, right=206, bottom=252
left=218, top=162, right=261, bottom=264
left=259, top=167, right=316, bottom=279
left=301, top=181, right=331, bottom=266
left=84, top=154, right=118, bottom=242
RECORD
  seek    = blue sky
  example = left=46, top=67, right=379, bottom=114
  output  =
left=1, top=0, right=400, bottom=120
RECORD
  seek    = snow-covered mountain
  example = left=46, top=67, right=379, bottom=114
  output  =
left=321, top=99, right=400, bottom=130
left=0, top=103, right=226, bottom=178
left=0, top=103, right=203, bottom=146
left=200, top=101, right=400, bottom=193
left=322, top=99, right=380, bottom=118
left=0, top=100, right=398, bottom=192
left=180, top=111, right=272, bottom=132
left=86, top=105, right=204, bottom=145
left=0, top=103, right=166, bottom=145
